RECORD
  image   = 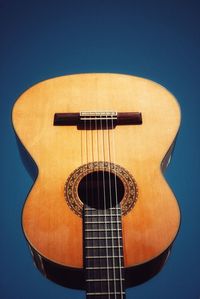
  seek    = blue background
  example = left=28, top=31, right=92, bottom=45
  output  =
left=1, top=0, right=200, bottom=298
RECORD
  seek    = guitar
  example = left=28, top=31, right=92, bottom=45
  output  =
left=12, top=73, right=181, bottom=298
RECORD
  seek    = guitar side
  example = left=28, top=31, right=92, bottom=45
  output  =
left=12, top=73, right=181, bottom=288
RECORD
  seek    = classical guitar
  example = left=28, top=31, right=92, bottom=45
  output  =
left=12, top=73, right=181, bottom=298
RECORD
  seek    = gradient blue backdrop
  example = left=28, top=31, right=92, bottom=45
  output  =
left=1, top=0, right=200, bottom=298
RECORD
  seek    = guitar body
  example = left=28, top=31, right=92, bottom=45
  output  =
left=12, top=73, right=181, bottom=291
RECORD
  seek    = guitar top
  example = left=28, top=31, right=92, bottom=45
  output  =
left=12, top=73, right=181, bottom=297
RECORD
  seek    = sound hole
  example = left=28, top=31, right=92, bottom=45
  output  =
left=78, top=171, right=125, bottom=209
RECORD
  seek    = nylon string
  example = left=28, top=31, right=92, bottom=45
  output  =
left=100, top=115, right=111, bottom=299
left=110, top=116, right=124, bottom=298
left=105, top=115, right=118, bottom=299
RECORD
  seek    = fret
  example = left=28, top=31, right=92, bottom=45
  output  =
left=85, top=207, right=121, bottom=211
left=85, top=223, right=121, bottom=230
left=86, top=277, right=124, bottom=289
left=86, top=278, right=125, bottom=282
left=85, top=245, right=123, bottom=249
left=86, top=266, right=124, bottom=270
left=85, top=230, right=122, bottom=237
left=86, top=255, right=123, bottom=258
left=84, top=208, right=121, bottom=212
left=85, top=236, right=122, bottom=240
left=87, top=292, right=125, bottom=295
left=86, top=269, right=125, bottom=280
left=86, top=238, right=122, bottom=247
left=87, top=267, right=125, bottom=278
left=85, top=213, right=121, bottom=217
left=86, top=258, right=123, bottom=268
left=84, top=209, right=121, bottom=215
left=85, top=231, right=122, bottom=239
left=85, top=215, right=121, bottom=221
left=85, top=220, right=121, bottom=224
left=85, top=228, right=122, bottom=232
left=87, top=294, right=126, bottom=299
left=85, top=247, right=123, bottom=257
left=85, top=247, right=123, bottom=255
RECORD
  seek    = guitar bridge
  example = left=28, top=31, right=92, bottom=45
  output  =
left=54, top=111, right=142, bottom=129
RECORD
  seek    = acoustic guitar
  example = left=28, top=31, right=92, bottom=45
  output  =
left=12, top=73, right=181, bottom=298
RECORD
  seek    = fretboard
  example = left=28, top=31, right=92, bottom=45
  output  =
left=84, top=204, right=126, bottom=299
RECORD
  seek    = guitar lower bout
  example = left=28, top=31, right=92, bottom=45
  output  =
left=29, top=244, right=171, bottom=289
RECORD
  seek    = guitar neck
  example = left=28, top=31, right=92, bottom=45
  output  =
left=84, top=204, right=126, bottom=299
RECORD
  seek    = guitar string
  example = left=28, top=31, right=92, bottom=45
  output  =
left=110, top=117, right=124, bottom=298
left=106, top=115, right=118, bottom=299
left=85, top=117, right=94, bottom=295
left=94, top=115, right=103, bottom=296
left=88, top=117, right=97, bottom=295
left=93, top=116, right=103, bottom=296
left=107, top=116, right=121, bottom=297
left=91, top=116, right=101, bottom=296
left=100, top=114, right=111, bottom=299
left=84, top=118, right=91, bottom=294
left=90, top=114, right=110, bottom=296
